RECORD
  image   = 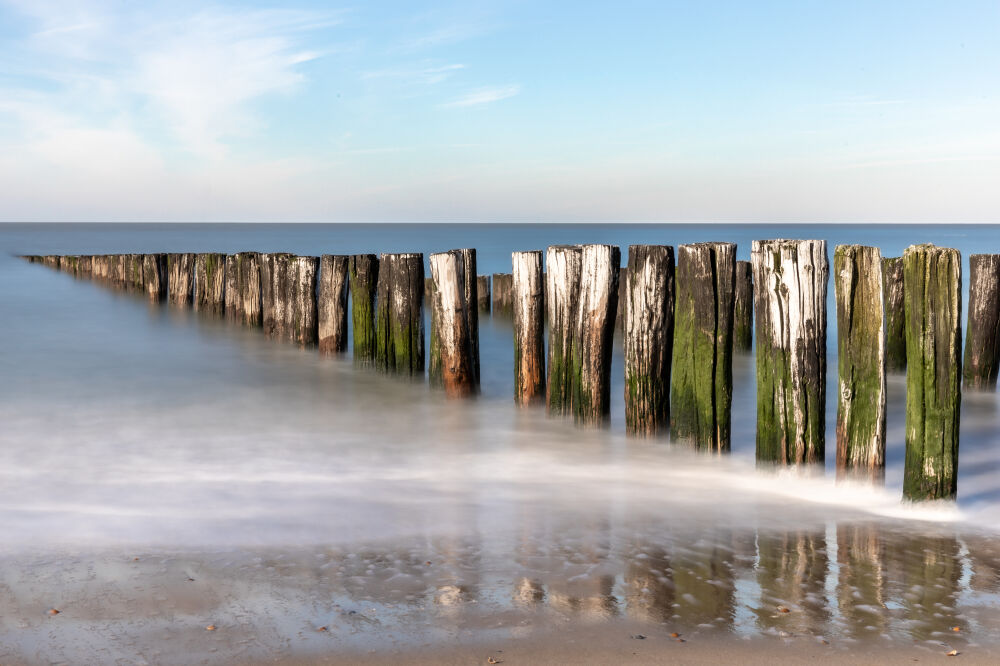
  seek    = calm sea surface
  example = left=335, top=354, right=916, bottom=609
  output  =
left=1, top=223, right=999, bottom=661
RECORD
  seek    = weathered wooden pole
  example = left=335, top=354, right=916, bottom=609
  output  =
left=963, top=254, right=1000, bottom=389
left=429, top=251, right=476, bottom=397
left=291, top=255, right=319, bottom=346
left=142, top=253, right=167, bottom=302
left=902, top=244, right=961, bottom=501
left=513, top=250, right=545, bottom=405
left=733, top=260, right=753, bottom=352
left=834, top=245, right=886, bottom=483
left=492, top=273, right=513, bottom=315
left=349, top=254, right=379, bottom=367
left=79, top=255, right=93, bottom=277
left=457, top=248, right=480, bottom=385
left=224, top=252, right=262, bottom=327
left=574, top=244, right=620, bottom=426
left=882, top=257, right=906, bottom=372
left=262, top=253, right=293, bottom=339
left=546, top=245, right=583, bottom=415
left=623, top=245, right=675, bottom=436
left=167, top=253, right=195, bottom=306
left=126, top=254, right=144, bottom=292
left=752, top=239, right=829, bottom=465
left=477, top=275, right=491, bottom=313
left=375, top=253, right=424, bottom=375
left=318, top=254, right=350, bottom=355
left=112, top=254, right=126, bottom=288
left=670, top=242, right=735, bottom=450
left=194, top=253, right=226, bottom=315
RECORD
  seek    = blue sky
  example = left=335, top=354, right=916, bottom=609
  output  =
left=0, top=0, right=998, bottom=222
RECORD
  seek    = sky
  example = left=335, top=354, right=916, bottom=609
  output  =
left=0, top=0, right=998, bottom=223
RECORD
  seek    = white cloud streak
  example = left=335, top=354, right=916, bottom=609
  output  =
left=442, top=85, right=520, bottom=108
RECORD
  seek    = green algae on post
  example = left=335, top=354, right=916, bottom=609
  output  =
left=752, top=239, right=829, bottom=465
left=477, top=275, right=491, bottom=314
left=194, top=252, right=227, bottom=315
left=881, top=257, right=906, bottom=373
left=349, top=254, right=379, bottom=367
left=513, top=250, right=545, bottom=406
left=167, top=253, right=195, bottom=306
left=374, top=253, right=424, bottom=376
left=491, top=272, right=513, bottom=316
left=223, top=252, right=262, bottom=327
left=623, top=244, right=675, bottom=437
left=545, top=245, right=583, bottom=416
left=142, top=253, right=167, bottom=302
left=834, top=245, right=886, bottom=483
left=963, top=254, right=1000, bottom=390
left=670, top=242, right=735, bottom=451
left=902, top=243, right=961, bottom=501
left=733, top=260, right=753, bottom=353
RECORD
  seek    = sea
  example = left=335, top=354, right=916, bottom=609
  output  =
left=0, top=222, right=998, bottom=662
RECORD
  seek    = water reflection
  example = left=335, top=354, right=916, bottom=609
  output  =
left=754, top=529, right=830, bottom=635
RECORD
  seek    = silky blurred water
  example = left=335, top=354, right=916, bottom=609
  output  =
left=1, top=223, right=1000, bottom=661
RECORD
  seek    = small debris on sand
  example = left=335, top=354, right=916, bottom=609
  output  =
left=777, top=605, right=791, bottom=613
left=952, top=627, right=961, bottom=632
left=630, top=634, right=646, bottom=640
left=206, top=624, right=217, bottom=631
left=317, top=626, right=328, bottom=632
left=487, top=658, right=502, bottom=664
left=670, top=632, right=681, bottom=638
left=947, top=650, right=959, bottom=657
left=47, top=609, right=60, bottom=616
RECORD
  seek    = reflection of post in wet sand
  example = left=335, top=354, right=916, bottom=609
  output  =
left=836, top=522, right=888, bottom=637
left=754, top=529, right=830, bottom=635
left=541, top=517, right=618, bottom=619
left=432, top=535, right=481, bottom=618
left=624, top=544, right=673, bottom=624
left=965, top=532, right=1000, bottom=593
left=671, top=534, right=737, bottom=630
left=887, top=531, right=961, bottom=641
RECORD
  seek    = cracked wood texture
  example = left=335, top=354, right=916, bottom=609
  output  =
left=125, top=254, right=145, bottom=293
left=375, top=253, right=424, bottom=376
left=734, top=260, right=753, bottom=352
left=963, top=254, right=1000, bottom=389
left=492, top=273, right=513, bottom=315
left=261, top=254, right=319, bottom=346
left=223, top=252, right=262, bottom=327
left=142, top=253, right=167, bottom=302
left=882, top=257, right=906, bottom=373
left=194, top=253, right=227, bottom=315
left=349, top=254, right=379, bottom=367
left=456, top=248, right=480, bottom=385
left=429, top=251, right=476, bottom=397
left=546, top=245, right=583, bottom=415
left=623, top=245, right=675, bottom=437
left=513, top=250, right=545, bottom=406
left=167, top=253, right=195, bottom=306
left=477, top=275, right=491, bottom=313
left=318, top=255, right=350, bottom=355
left=574, top=244, right=620, bottom=426
left=834, top=245, right=886, bottom=483
left=670, top=242, right=735, bottom=451
left=752, top=239, right=829, bottom=465
left=903, top=244, right=961, bottom=501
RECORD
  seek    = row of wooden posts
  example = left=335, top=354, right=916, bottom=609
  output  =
left=23, top=240, right=987, bottom=503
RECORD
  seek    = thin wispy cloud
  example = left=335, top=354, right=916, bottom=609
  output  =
left=443, top=85, right=520, bottom=108
left=361, top=63, right=466, bottom=85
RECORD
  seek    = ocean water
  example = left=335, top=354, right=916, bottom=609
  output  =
left=1, top=223, right=1000, bottom=661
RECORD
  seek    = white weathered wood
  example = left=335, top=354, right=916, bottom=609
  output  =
left=546, top=245, right=583, bottom=414
left=430, top=251, right=475, bottom=396
left=513, top=250, right=545, bottom=405
left=319, top=254, right=350, bottom=355
left=575, top=244, right=620, bottom=425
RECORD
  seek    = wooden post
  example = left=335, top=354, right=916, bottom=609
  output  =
left=903, top=244, right=961, bottom=501
left=429, top=251, right=476, bottom=397
left=349, top=254, right=379, bottom=367
left=291, top=255, right=319, bottom=346
left=546, top=245, right=583, bottom=415
left=752, top=239, right=829, bottom=465
left=319, top=254, right=350, bottom=355
left=623, top=245, right=675, bottom=436
left=834, top=245, right=886, bottom=483
left=142, top=253, right=167, bottom=302
left=126, top=254, right=144, bottom=292
left=963, top=254, right=1000, bottom=389
left=79, top=255, right=93, bottom=277
left=513, top=250, right=545, bottom=405
left=882, top=257, right=906, bottom=373
left=112, top=254, right=126, bottom=288
left=167, top=253, right=195, bottom=306
left=616, top=266, right=628, bottom=329
left=670, top=242, right=735, bottom=450
left=457, top=248, right=480, bottom=385
left=194, top=253, right=226, bottom=315
left=224, top=252, right=262, bottom=327
left=262, top=253, right=292, bottom=339
left=477, top=275, right=491, bottom=313
left=492, top=273, right=513, bottom=315
left=574, top=244, right=620, bottom=426
left=375, top=253, right=424, bottom=375
left=733, top=260, right=753, bottom=352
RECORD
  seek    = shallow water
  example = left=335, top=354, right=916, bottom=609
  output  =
left=2, top=223, right=1000, bottom=661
